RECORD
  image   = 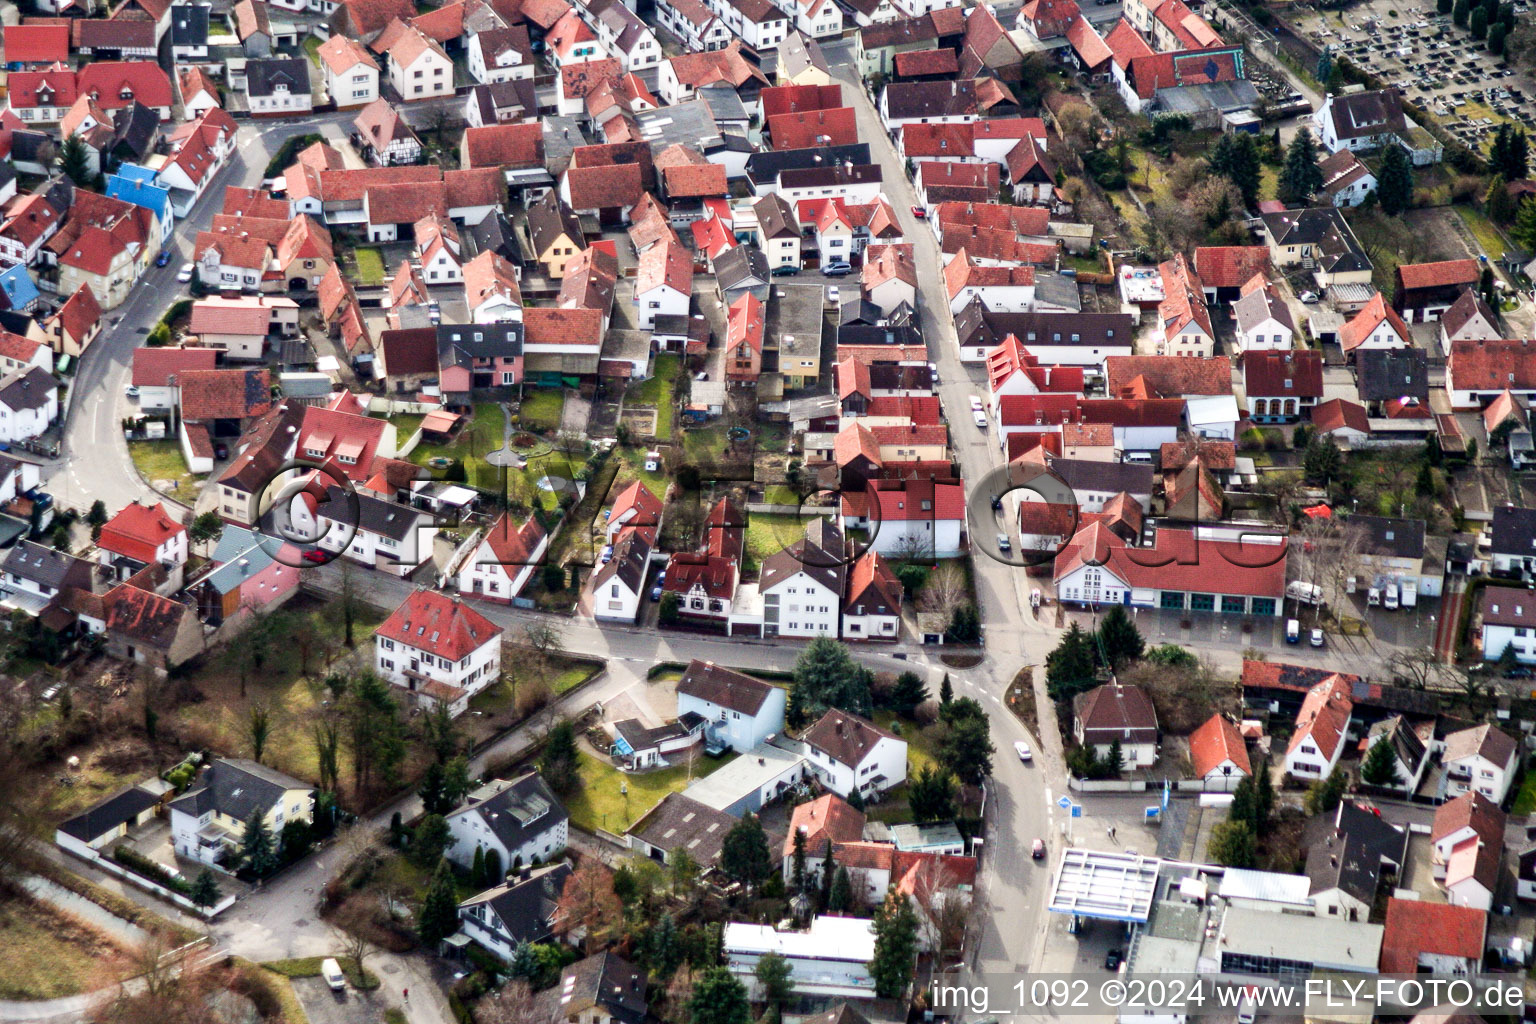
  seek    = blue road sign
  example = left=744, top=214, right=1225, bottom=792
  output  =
left=1071, top=805, right=1083, bottom=818
left=1058, top=795, right=1072, bottom=811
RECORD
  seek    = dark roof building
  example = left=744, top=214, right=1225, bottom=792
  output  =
left=1304, top=800, right=1408, bottom=909
left=677, top=659, right=775, bottom=716
left=169, top=757, right=311, bottom=822
left=1355, top=347, right=1429, bottom=403
left=626, top=792, right=738, bottom=867
left=245, top=57, right=312, bottom=98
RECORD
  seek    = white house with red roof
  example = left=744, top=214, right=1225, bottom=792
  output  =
left=1073, top=680, right=1158, bottom=768
left=374, top=590, right=503, bottom=716
left=387, top=25, right=455, bottom=101
left=840, top=476, right=964, bottom=559
left=0, top=194, right=64, bottom=268
left=1431, top=791, right=1504, bottom=911
left=842, top=550, right=902, bottom=641
left=317, top=34, right=380, bottom=108
left=463, top=249, right=523, bottom=323
left=944, top=250, right=1036, bottom=315
left=1442, top=722, right=1519, bottom=803
left=606, top=480, right=662, bottom=542
left=636, top=239, right=692, bottom=330
left=985, top=334, right=1084, bottom=415
left=132, top=346, right=218, bottom=414
left=155, top=107, right=238, bottom=217
left=455, top=512, right=548, bottom=603
left=1339, top=293, right=1410, bottom=356
left=1283, top=673, right=1354, bottom=778
left=294, top=403, right=398, bottom=482
left=96, top=500, right=189, bottom=587
left=1188, top=712, right=1249, bottom=791
left=1054, top=521, right=1287, bottom=618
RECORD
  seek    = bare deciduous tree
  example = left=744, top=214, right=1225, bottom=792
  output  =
left=918, top=563, right=967, bottom=614
left=476, top=980, right=545, bottom=1024
left=330, top=898, right=378, bottom=972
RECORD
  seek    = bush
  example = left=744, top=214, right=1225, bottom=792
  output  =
left=263, top=132, right=325, bottom=178
left=1239, top=427, right=1267, bottom=451
left=1082, top=149, right=1127, bottom=190
left=894, top=563, right=930, bottom=594
left=113, top=845, right=192, bottom=894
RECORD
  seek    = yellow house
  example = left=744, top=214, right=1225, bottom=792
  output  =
left=526, top=192, right=585, bottom=279
left=169, top=758, right=315, bottom=867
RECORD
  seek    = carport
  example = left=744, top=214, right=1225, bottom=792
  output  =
left=1047, top=848, right=1162, bottom=925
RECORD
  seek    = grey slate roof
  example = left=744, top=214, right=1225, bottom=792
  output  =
left=1355, top=348, right=1429, bottom=403
left=460, top=861, right=572, bottom=946
left=678, top=659, right=774, bottom=715
left=57, top=785, right=160, bottom=842
left=627, top=791, right=737, bottom=866
left=245, top=57, right=311, bottom=98
left=525, top=191, right=583, bottom=260
left=0, top=366, right=58, bottom=411
left=760, top=517, right=845, bottom=595
left=436, top=323, right=524, bottom=370
left=744, top=143, right=870, bottom=189
left=537, top=953, right=647, bottom=1024
left=2, top=540, right=93, bottom=592
left=449, top=771, right=567, bottom=854
left=713, top=244, right=769, bottom=293
left=1304, top=800, right=1408, bottom=905
left=171, top=3, right=210, bottom=45
left=318, top=485, right=431, bottom=541
left=592, top=523, right=652, bottom=592
left=1048, top=456, right=1153, bottom=495
left=1350, top=514, right=1426, bottom=560
left=169, top=757, right=310, bottom=822
left=1490, top=504, right=1536, bottom=558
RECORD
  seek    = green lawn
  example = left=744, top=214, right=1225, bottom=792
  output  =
left=1456, top=206, right=1506, bottom=263
left=262, top=957, right=380, bottom=990
left=468, top=655, right=599, bottom=716
left=519, top=389, right=565, bottom=434
left=128, top=439, right=203, bottom=498
left=564, top=750, right=736, bottom=833
left=745, top=512, right=816, bottom=564
left=410, top=402, right=505, bottom=491
left=871, top=710, right=938, bottom=776
left=1513, top=771, right=1536, bottom=815
left=389, top=413, right=424, bottom=439
left=762, top=485, right=800, bottom=506
left=352, top=247, right=386, bottom=286
left=613, top=446, right=670, bottom=501
left=683, top=423, right=731, bottom=464
left=627, top=354, right=680, bottom=440
left=302, top=35, right=322, bottom=65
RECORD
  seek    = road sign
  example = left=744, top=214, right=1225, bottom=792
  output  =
left=1071, top=805, right=1083, bottom=818
left=1145, top=806, right=1161, bottom=820
left=1058, top=795, right=1072, bottom=811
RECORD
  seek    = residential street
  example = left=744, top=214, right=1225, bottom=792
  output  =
left=43, top=112, right=367, bottom=517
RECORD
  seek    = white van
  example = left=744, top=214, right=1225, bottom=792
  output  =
left=1367, top=587, right=1382, bottom=607
left=1124, top=452, right=1153, bottom=465
left=1384, top=584, right=1400, bottom=610
left=1286, top=619, right=1300, bottom=644
left=321, top=958, right=346, bottom=992
left=1400, top=584, right=1418, bottom=608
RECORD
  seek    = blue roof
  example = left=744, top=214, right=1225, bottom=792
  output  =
left=106, top=169, right=172, bottom=223
left=205, top=525, right=280, bottom=594
left=0, top=264, right=39, bottom=311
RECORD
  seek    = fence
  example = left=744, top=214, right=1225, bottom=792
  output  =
left=54, top=832, right=238, bottom=919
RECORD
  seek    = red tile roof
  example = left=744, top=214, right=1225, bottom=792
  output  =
left=377, top=589, right=502, bottom=660
left=784, top=793, right=865, bottom=859
left=662, top=552, right=737, bottom=601
left=478, top=512, right=547, bottom=567
left=317, top=33, right=379, bottom=73
left=1379, top=899, right=1486, bottom=974
left=662, top=162, right=728, bottom=199
left=190, top=297, right=271, bottom=337
left=77, top=60, right=174, bottom=110
left=1311, top=397, right=1369, bottom=435
left=636, top=239, right=692, bottom=297
left=522, top=306, right=602, bottom=348
left=1395, top=258, right=1479, bottom=292
left=462, top=122, right=543, bottom=169
left=339, top=0, right=416, bottom=35
left=1192, top=246, right=1270, bottom=289
left=1126, top=46, right=1238, bottom=100
left=758, top=83, right=841, bottom=118
left=178, top=368, right=272, bottom=421
left=564, top=162, right=644, bottom=212
left=1105, top=355, right=1231, bottom=398
left=1432, top=791, right=1506, bottom=845
left=102, top=582, right=190, bottom=649
left=1104, top=17, right=1152, bottom=68
left=862, top=395, right=941, bottom=424
left=1189, top=713, right=1250, bottom=779
left=1064, top=15, right=1112, bottom=68
left=609, top=480, right=662, bottom=527
left=4, top=24, right=70, bottom=63
left=1055, top=521, right=1286, bottom=597
left=1340, top=293, right=1410, bottom=352
left=997, top=393, right=1079, bottom=428
left=1286, top=673, right=1353, bottom=761
left=901, top=121, right=975, bottom=159
left=893, top=47, right=959, bottom=77
left=1450, top=337, right=1536, bottom=392
left=1243, top=350, right=1322, bottom=399
left=98, top=501, right=185, bottom=564
left=51, top=284, right=102, bottom=344
left=767, top=106, right=858, bottom=150
left=6, top=62, right=80, bottom=110
left=131, top=346, right=218, bottom=387
left=842, top=476, right=963, bottom=521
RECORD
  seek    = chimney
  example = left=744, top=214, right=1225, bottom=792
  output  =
left=835, top=719, right=844, bottom=735
left=520, top=864, right=532, bottom=880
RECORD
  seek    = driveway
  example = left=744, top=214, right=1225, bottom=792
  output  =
left=291, top=976, right=390, bottom=1024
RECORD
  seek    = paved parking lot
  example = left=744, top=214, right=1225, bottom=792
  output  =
left=291, top=976, right=390, bottom=1024
left=1289, top=0, right=1536, bottom=149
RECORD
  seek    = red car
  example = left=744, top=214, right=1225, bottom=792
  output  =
left=910, top=205, right=927, bottom=218
left=301, top=549, right=328, bottom=564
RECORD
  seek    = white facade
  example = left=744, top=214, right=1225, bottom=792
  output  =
left=1284, top=722, right=1349, bottom=780
left=374, top=628, right=502, bottom=716
left=761, top=571, right=840, bottom=638
left=391, top=44, right=455, bottom=102
left=861, top=517, right=963, bottom=560
left=0, top=378, right=58, bottom=442
left=445, top=803, right=567, bottom=873
left=467, top=33, right=533, bottom=84
left=724, top=917, right=877, bottom=1000
left=842, top=604, right=899, bottom=641
left=637, top=281, right=690, bottom=330
left=947, top=282, right=1036, bottom=316
left=1445, top=743, right=1518, bottom=803
left=593, top=573, right=644, bottom=623
left=792, top=0, right=844, bottom=37
left=1482, top=619, right=1536, bottom=664
left=1236, top=313, right=1294, bottom=354
left=677, top=686, right=786, bottom=753
left=325, top=60, right=379, bottom=107
left=456, top=536, right=548, bottom=603
left=804, top=733, right=908, bottom=798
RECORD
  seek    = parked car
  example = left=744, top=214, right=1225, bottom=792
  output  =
left=968, top=394, right=984, bottom=412
left=1105, top=949, right=1124, bottom=971
left=974, top=409, right=988, bottom=429
left=822, top=261, right=852, bottom=276
left=910, top=205, right=927, bottom=218
left=1310, top=628, right=1326, bottom=648
left=302, top=549, right=328, bottom=564
left=650, top=585, right=663, bottom=602
left=1299, top=290, right=1319, bottom=303
left=770, top=264, right=800, bottom=276
left=1031, top=838, right=1046, bottom=859
left=321, top=959, right=346, bottom=992
left=155, top=250, right=172, bottom=268
left=1014, top=740, right=1032, bottom=761
left=1286, top=618, right=1300, bottom=643
left=601, top=544, right=614, bottom=563
left=996, top=532, right=1011, bottom=551
left=124, top=385, right=140, bottom=399
left=176, top=262, right=195, bottom=283
left=827, top=286, right=839, bottom=305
